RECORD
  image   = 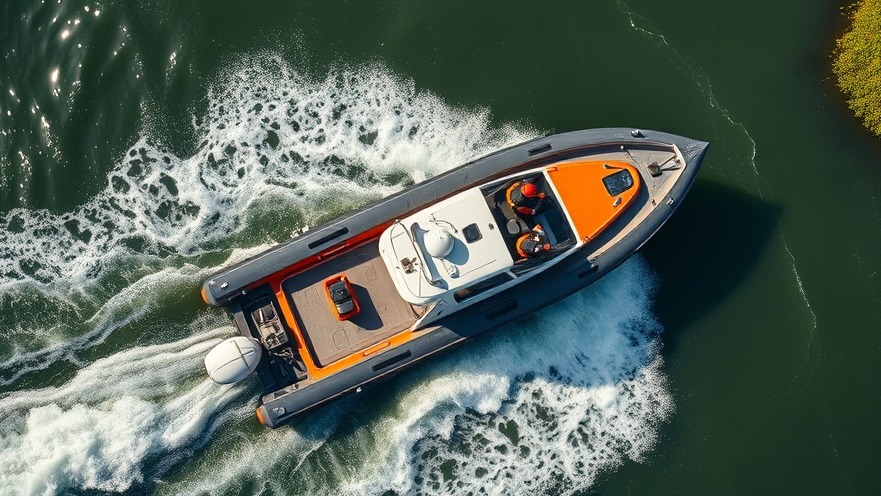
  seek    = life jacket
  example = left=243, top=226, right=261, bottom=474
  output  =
left=506, top=181, right=546, bottom=215
left=516, top=226, right=551, bottom=258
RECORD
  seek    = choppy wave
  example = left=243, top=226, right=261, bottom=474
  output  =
left=0, top=260, right=668, bottom=496
left=0, top=55, right=532, bottom=295
left=1, top=54, right=670, bottom=496
left=0, top=54, right=534, bottom=361
left=156, top=258, right=669, bottom=496
left=0, top=328, right=248, bottom=495
left=0, top=265, right=198, bottom=385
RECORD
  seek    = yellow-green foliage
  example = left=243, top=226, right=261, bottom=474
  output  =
left=833, top=0, right=881, bottom=136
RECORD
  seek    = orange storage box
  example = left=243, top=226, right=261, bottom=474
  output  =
left=324, top=275, right=360, bottom=320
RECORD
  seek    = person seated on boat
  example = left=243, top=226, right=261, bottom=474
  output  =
left=506, top=180, right=546, bottom=216
left=516, top=225, right=551, bottom=259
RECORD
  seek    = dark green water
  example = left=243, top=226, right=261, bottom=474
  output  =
left=2, top=0, right=880, bottom=494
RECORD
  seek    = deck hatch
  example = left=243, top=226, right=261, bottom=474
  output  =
left=463, top=223, right=482, bottom=243
left=602, top=169, right=634, bottom=196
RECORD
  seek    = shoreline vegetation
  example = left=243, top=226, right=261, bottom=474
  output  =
left=832, top=0, right=881, bottom=137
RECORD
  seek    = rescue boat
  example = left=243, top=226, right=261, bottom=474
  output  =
left=201, top=128, right=708, bottom=428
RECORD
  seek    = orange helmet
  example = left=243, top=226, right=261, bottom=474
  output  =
left=521, top=182, right=538, bottom=198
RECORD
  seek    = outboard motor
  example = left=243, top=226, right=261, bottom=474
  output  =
left=205, top=336, right=263, bottom=384
left=252, top=302, right=288, bottom=350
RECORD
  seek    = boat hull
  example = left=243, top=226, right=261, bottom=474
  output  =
left=202, top=128, right=708, bottom=428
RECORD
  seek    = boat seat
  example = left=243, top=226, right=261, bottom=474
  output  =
left=506, top=218, right=529, bottom=235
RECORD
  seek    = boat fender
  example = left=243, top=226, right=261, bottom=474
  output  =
left=205, top=336, right=263, bottom=384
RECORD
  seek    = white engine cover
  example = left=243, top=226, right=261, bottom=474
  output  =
left=204, top=336, right=262, bottom=385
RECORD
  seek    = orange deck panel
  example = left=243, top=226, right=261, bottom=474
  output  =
left=546, top=160, right=641, bottom=241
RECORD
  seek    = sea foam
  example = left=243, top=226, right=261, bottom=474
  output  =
left=0, top=56, right=532, bottom=295
left=0, top=328, right=247, bottom=495
left=0, top=54, right=533, bottom=362
left=339, top=257, right=670, bottom=495
left=1, top=55, right=670, bottom=495
left=158, top=259, right=670, bottom=496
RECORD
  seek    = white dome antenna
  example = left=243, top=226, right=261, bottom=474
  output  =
left=424, top=227, right=455, bottom=258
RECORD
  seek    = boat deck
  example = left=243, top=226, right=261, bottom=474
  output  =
left=281, top=242, right=418, bottom=367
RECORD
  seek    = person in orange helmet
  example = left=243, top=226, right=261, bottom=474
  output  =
left=506, top=180, right=546, bottom=216
left=516, top=225, right=551, bottom=258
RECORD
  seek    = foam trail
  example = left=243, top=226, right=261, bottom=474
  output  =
left=2, top=55, right=671, bottom=495
left=0, top=243, right=272, bottom=385
left=782, top=236, right=822, bottom=391
left=0, top=54, right=535, bottom=363
left=0, top=56, right=539, bottom=494
left=0, top=56, right=534, bottom=297
left=0, top=265, right=196, bottom=385
left=163, top=258, right=670, bottom=496
left=0, top=328, right=248, bottom=495
left=341, top=258, right=669, bottom=495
